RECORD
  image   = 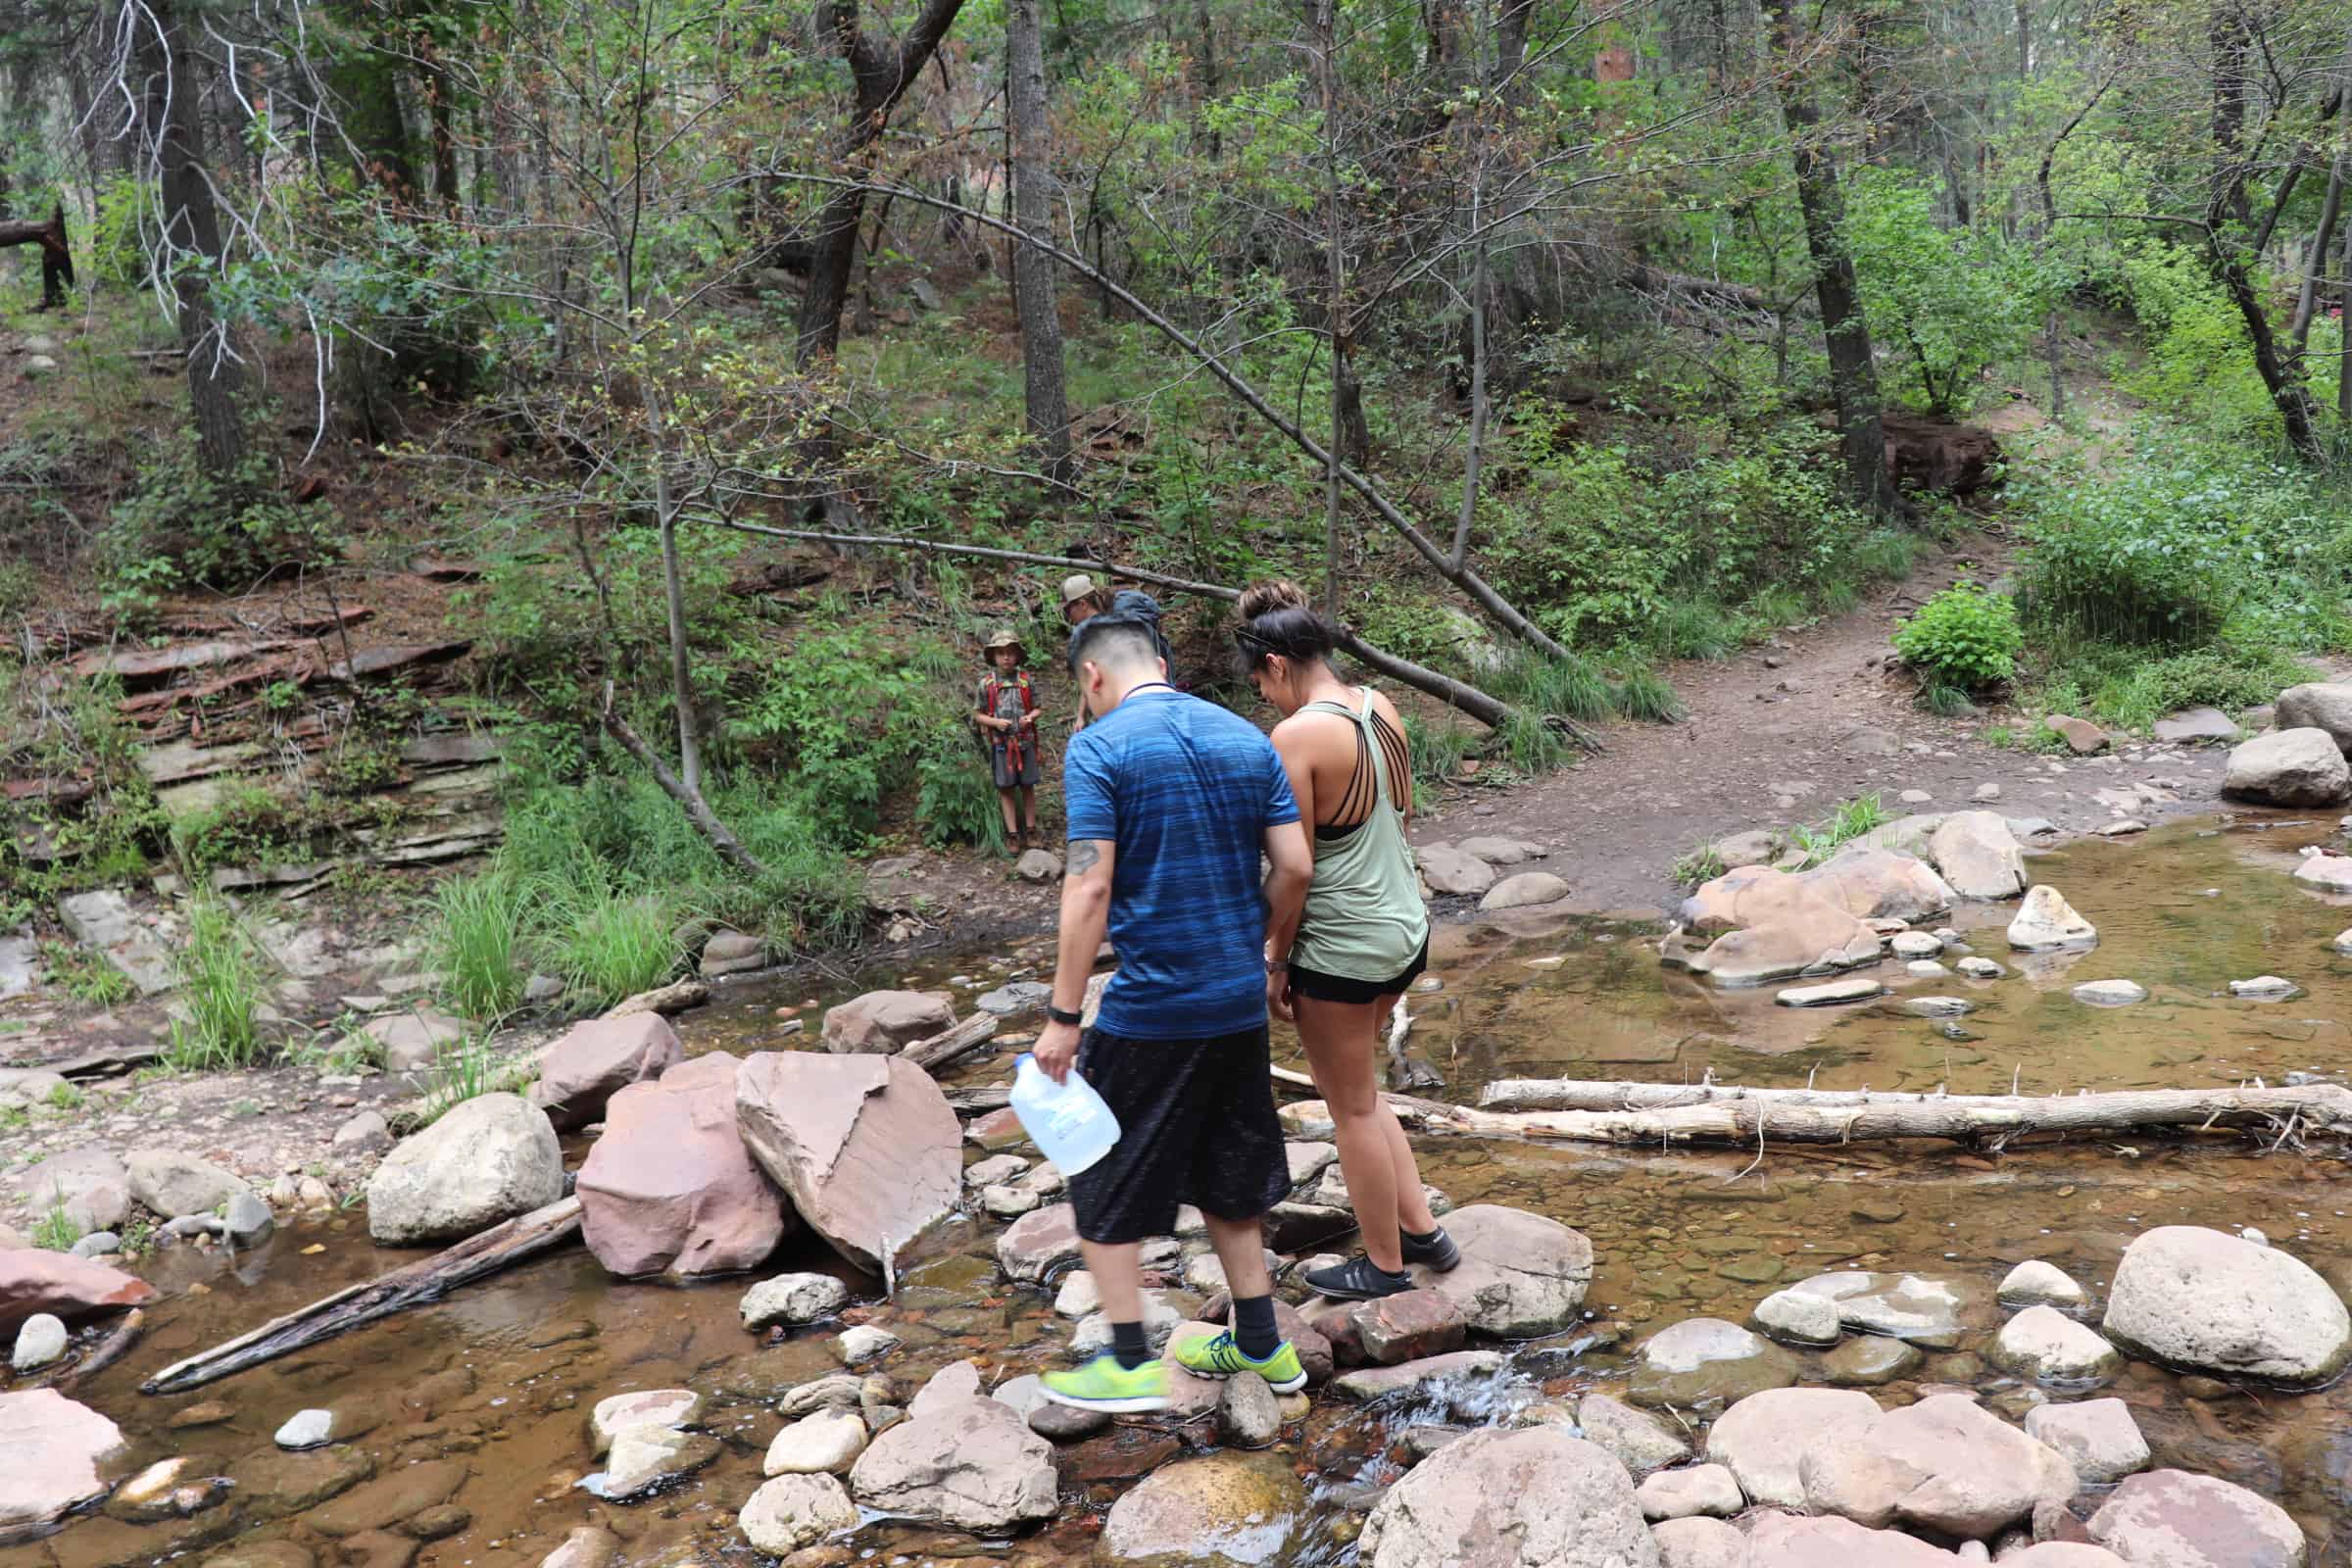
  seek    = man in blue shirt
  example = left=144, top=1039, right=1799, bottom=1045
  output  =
left=1036, top=613, right=1315, bottom=1413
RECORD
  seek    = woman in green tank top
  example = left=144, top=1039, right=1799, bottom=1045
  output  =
left=1236, top=582, right=1458, bottom=1302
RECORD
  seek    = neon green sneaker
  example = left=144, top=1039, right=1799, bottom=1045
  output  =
left=1169, top=1331, right=1308, bottom=1395
left=1040, top=1353, right=1170, bottom=1413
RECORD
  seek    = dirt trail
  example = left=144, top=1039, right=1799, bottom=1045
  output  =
left=1410, top=526, right=2235, bottom=914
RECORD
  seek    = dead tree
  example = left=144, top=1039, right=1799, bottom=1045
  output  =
left=0, top=204, right=74, bottom=309
left=1006, top=0, right=1071, bottom=479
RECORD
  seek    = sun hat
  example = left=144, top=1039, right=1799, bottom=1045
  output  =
left=1059, top=573, right=1101, bottom=610
left=984, top=626, right=1022, bottom=652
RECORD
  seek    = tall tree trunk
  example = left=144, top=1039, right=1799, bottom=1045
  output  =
left=1495, top=0, right=1536, bottom=98
left=1763, top=0, right=1901, bottom=516
left=1317, top=0, right=1346, bottom=613
left=2291, top=149, right=2347, bottom=356
left=794, top=0, right=969, bottom=367
left=146, top=0, right=246, bottom=476
left=2340, top=218, right=2352, bottom=423
left=1006, top=0, right=1071, bottom=479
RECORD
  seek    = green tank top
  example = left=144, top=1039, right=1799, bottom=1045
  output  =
left=1290, top=689, right=1431, bottom=981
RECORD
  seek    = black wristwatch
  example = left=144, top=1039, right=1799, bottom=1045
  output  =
left=1045, top=1004, right=1084, bottom=1027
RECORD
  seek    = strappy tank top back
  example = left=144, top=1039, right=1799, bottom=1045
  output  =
left=1288, top=688, right=1431, bottom=983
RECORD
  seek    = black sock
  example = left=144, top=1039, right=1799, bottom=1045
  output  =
left=1109, top=1319, right=1152, bottom=1370
left=1232, top=1294, right=1281, bottom=1361
left=1402, top=1225, right=1442, bottom=1244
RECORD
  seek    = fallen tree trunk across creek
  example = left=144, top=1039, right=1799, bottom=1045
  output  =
left=141, top=1197, right=582, bottom=1396
left=1352, top=1077, right=2352, bottom=1149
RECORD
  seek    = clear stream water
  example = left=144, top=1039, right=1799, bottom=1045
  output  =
left=19, top=814, right=2352, bottom=1568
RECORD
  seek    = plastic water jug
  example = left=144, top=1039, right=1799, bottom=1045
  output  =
left=1009, top=1054, right=1121, bottom=1177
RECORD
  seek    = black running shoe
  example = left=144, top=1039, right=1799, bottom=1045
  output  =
left=1305, top=1253, right=1415, bottom=1301
left=1401, top=1226, right=1461, bottom=1273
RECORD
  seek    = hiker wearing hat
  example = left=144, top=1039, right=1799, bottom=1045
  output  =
left=1060, top=572, right=1173, bottom=734
left=973, top=627, right=1042, bottom=852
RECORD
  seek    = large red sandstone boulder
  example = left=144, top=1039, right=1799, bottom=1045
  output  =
left=736, top=1051, right=960, bottom=1272
left=578, top=1052, right=793, bottom=1278
left=0, top=1389, right=124, bottom=1539
left=819, top=990, right=954, bottom=1054
left=529, top=1013, right=682, bottom=1132
left=0, top=1249, right=153, bottom=1334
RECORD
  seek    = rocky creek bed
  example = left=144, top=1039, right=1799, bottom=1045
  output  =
left=9, top=811, right=2352, bottom=1568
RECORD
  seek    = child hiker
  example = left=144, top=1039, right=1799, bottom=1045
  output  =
left=974, top=627, right=1042, bottom=851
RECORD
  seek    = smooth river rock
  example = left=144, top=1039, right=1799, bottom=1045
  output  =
left=848, top=1395, right=1055, bottom=1532
left=1574, top=1392, right=1690, bottom=1476
left=1930, top=809, right=2028, bottom=900
left=1999, top=1260, right=2088, bottom=1309
left=1703, top=1387, right=1881, bottom=1508
left=738, top=1472, right=858, bottom=1553
left=0, top=1247, right=153, bottom=1333
left=1783, top=1270, right=1984, bottom=1348
left=2102, top=1225, right=2352, bottom=1388
left=0, top=1390, right=124, bottom=1538
left=1100, top=1450, right=1307, bottom=1566
left=1408, top=1202, right=1592, bottom=1337
left=819, top=989, right=953, bottom=1054
left=2024, top=1398, right=2150, bottom=1485
left=2225, top=727, right=2352, bottom=807
left=2087, top=1468, right=2307, bottom=1568
left=1799, top=1392, right=2077, bottom=1538
left=1991, top=1305, right=2123, bottom=1382
left=365, top=1093, right=564, bottom=1245
left=2009, top=886, right=2097, bottom=952
left=1358, top=1426, right=1661, bottom=1568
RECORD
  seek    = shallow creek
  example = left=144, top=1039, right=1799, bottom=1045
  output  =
left=19, top=815, right=2352, bottom=1568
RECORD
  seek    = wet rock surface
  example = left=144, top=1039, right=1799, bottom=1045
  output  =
left=1359, top=1427, right=1661, bottom=1568
left=2102, top=1225, right=2352, bottom=1388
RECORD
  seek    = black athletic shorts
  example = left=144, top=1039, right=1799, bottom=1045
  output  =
left=1287, top=934, right=1429, bottom=1006
left=1065, top=1023, right=1291, bottom=1246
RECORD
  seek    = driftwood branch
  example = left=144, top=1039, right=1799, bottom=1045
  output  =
left=903, top=1011, right=998, bottom=1072
left=142, top=1197, right=584, bottom=1395
left=1382, top=1078, right=2352, bottom=1148
left=50, top=1308, right=142, bottom=1391
left=599, top=687, right=769, bottom=880
left=702, top=515, right=1559, bottom=738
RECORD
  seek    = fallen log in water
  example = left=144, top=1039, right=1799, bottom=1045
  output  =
left=903, top=1011, right=997, bottom=1072
left=1379, top=1078, right=2352, bottom=1149
left=141, top=1197, right=582, bottom=1396
left=54, top=1308, right=143, bottom=1389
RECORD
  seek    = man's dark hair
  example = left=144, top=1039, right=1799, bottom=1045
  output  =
left=1068, top=613, right=1162, bottom=675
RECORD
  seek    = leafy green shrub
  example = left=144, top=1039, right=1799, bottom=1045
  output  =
left=916, top=738, right=1006, bottom=853
left=1892, top=583, right=2023, bottom=691
left=1844, top=170, right=2047, bottom=416
left=102, top=445, right=334, bottom=604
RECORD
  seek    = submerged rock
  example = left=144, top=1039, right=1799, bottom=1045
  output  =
left=1751, top=1287, right=1841, bottom=1347
left=1358, top=1427, right=1660, bottom=1568
left=1777, top=977, right=1885, bottom=1007
left=1783, top=1270, right=1986, bottom=1348
left=2072, top=979, right=2147, bottom=1006
left=0, top=1390, right=123, bottom=1538
left=2102, top=1225, right=2352, bottom=1388
left=1629, top=1318, right=1797, bottom=1411
left=740, top=1272, right=850, bottom=1330
left=2230, top=975, right=2301, bottom=1001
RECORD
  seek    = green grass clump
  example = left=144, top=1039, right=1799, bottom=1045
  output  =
left=164, top=898, right=265, bottom=1071
left=1785, top=793, right=1890, bottom=868
left=545, top=886, right=679, bottom=1008
left=39, top=942, right=133, bottom=1006
left=428, top=868, right=527, bottom=1020
left=1672, top=843, right=1729, bottom=888
left=31, top=1192, right=80, bottom=1251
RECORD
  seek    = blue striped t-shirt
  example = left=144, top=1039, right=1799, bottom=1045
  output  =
left=1063, top=688, right=1300, bottom=1039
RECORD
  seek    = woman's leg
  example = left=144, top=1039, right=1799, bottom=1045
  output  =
left=1295, top=991, right=1406, bottom=1272
left=1374, top=994, right=1439, bottom=1237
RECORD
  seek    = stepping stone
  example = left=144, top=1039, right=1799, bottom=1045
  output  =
left=1777, top=978, right=1884, bottom=1007
left=2072, top=980, right=2146, bottom=1006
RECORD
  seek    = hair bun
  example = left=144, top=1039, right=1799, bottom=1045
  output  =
left=1238, top=579, right=1310, bottom=620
